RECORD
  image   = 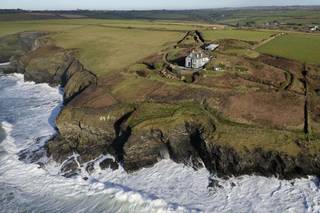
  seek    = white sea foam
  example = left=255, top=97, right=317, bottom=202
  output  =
left=1, top=73, right=320, bottom=213
left=0, top=61, right=10, bottom=66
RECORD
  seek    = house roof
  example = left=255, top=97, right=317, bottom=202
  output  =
left=187, top=49, right=208, bottom=59
left=206, top=43, right=219, bottom=51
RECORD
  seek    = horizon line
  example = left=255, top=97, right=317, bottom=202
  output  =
left=1, top=4, right=320, bottom=11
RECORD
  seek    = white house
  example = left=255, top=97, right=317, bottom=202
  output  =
left=185, top=49, right=210, bottom=69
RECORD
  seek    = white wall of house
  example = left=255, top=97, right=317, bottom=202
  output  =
left=185, top=50, right=210, bottom=69
left=185, top=57, right=192, bottom=68
left=185, top=55, right=209, bottom=69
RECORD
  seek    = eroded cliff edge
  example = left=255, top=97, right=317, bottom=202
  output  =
left=2, top=32, right=320, bottom=180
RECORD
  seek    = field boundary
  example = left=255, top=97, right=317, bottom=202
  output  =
left=253, top=32, right=286, bottom=50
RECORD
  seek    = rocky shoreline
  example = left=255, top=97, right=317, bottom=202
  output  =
left=2, top=32, right=320, bottom=180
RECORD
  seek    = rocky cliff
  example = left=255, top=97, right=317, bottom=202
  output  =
left=2, top=32, right=320, bottom=180
left=0, top=32, right=97, bottom=104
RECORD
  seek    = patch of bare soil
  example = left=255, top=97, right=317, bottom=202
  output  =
left=147, top=83, right=218, bottom=103
left=139, top=53, right=163, bottom=69
left=218, top=39, right=253, bottom=50
left=222, top=91, right=305, bottom=129
left=257, top=54, right=303, bottom=77
left=69, top=86, right=118, bottom=109
left=196, top=72, right=268, bottom=90
left=245, top=59, right=287, bottom=87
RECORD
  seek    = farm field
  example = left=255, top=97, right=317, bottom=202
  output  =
left=0, top=19, right=211, bottom=37
left=202, top=29, right=276, bottom=42
left=257, top=33, right=320, bottom=64
left=52, top=25, right=182, bottom=75
left=1, top=18, right=319, bottom=76
left=0, top=19, right=279, bottom=76
left=216, top=9, right=320, bottom=25
left=0, top=19, right=193, bottom=75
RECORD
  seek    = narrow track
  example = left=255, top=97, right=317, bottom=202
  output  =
left=253, top=32, right=286, bottom=50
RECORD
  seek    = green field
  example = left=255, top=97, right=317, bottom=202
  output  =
left=1, top=18, right=319, bottom=76
left=53, top=25, right=181, bottom=75
left=257, top=33, right=320, bottom=64
left=0, top=19, right=209, bottom=37
left=202, top=29, right=275, bottom=42
left=0, top=19, right=192, bottom=75
left=5, top=19, right=270, bottom=76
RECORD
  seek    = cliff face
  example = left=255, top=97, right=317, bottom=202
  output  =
left=2, top=32, right=320, bottom=180
left=49, top=101, right=320, bottom=179
left=0, top=32, right=46, bottom=63
left=0, top=32, right=97, bottom=104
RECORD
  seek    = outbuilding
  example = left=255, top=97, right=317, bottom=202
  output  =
left=311, top=26, right=319, bottom=31
left=205, top=43, right=219, bottom=51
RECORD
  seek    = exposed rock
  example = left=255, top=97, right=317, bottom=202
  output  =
left=60, top=157, right=80, bottom=178
left=0, top=32, right=46, bottom=63
left=123, top=130, right=169, bottom=172
left=0, top=32, right=97, bottom=103
left=22, top=46, right=73, bottom=85
left=205, top=145, right=320, bottom=180
left=0, top=62, right=16, bottom=74
left=85, top=162, right=95, bottom=174
left=99, top=159, right=119, bottom=170
left=48, top=104, right=135, bottom=163
left=63, top=69, right=96, bottom=103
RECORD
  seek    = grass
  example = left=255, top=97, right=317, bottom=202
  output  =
left=214, top=123, right=307, bottom=156
left=0, top=20, right=83, bottom=37
left=128, top=102, right=213, bottom=132
left=205, top=106, right=320, bottom=156
left=0, top=19, right=188, bottom=76
left=222, top=48, right=260, bottom=58
left=25, top=47, right=66, bottom=73
left=257, top=33, right=320, bottom=65
left=53, top=25, right=181, bottom=76
left=0, top=19, right=280, bottom=76
left=216, top=9, right=320, bottom=28
left=0, top=18, right=204, bottom=37
left=202, top=29, right=275, bottom=42
left=110, top=75, right=162, bottom=102
left=127, top=100, right=320, bottom=157
left=3, top=17, right=320, bottom=158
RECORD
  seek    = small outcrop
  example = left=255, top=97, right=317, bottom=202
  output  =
left=18, top=45, right=97, bottom=102
left=63, top=68, right=97, bottom=104
left=19, top=45, right=74, bottom=84
left=0, top=31, right=46, bottom=63
left=47, top=104, right=136, bottom=163
left=0, top=32, right=97, bottom=104
left=122, top=129, right=169, bottom=172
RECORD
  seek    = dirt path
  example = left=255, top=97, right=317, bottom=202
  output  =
left=253, top=32, right=286, bottom=50
left=282, top=70, right=294, bottom=91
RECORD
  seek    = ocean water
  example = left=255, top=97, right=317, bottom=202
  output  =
left=0, top=73, right=320, bottom=213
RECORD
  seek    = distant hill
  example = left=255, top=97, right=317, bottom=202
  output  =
left=1, top=6, right=320, bottom=31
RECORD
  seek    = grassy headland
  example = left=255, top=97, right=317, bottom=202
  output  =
left=0, top=12, right=320, bottom=177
